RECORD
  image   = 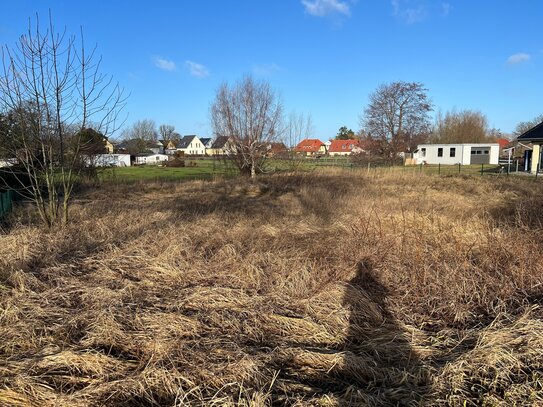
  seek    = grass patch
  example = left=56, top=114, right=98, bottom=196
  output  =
left=1, top=172, right=542, bottom=405
left=99, top=159, right=238, bottom=182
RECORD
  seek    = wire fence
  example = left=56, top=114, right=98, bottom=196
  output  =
left=270, top=157, right=526, bottom=177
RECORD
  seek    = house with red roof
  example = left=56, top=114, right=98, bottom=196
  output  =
left=267, top=142, right=288, bottom=157
left=496, top=138, right=511, bottom=151
left=294, top=139, right=326, bottom=156
left=328, top=139, right=363, bottom=156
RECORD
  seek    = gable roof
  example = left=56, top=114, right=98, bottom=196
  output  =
left=517, top=121, right=543, bottom=142
left=269, top=142, right=288, bottom=154
left=329, top=139, right=360, bottom=153
left=200, top=137, right=212, bottom=146
left=294, top=139, right=324, bottom=152
left=177, top=135, right=198, bottom=149
left=211, top=136, right=230, bottom=149
left=159, top=139, right=177, bottom=148
left=496, top=138, right=511, bottom=149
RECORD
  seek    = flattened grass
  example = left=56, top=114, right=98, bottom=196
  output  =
left=1, top=172, right=542, bottom=406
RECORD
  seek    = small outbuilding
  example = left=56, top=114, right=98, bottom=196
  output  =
left=85, top=154, right=131, bottom=167
left=413, top=143, right=500, bottom=165
left=517, top=122, right=543, bottom=173
left=135, top=153, right=169, bottom=165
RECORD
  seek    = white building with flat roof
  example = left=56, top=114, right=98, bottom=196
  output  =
left=413, top=143, right=500, bottom=165
left=85, top=154, right=131, bottom=167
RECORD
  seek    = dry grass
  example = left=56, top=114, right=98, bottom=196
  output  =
left=1, top=170, right=542, bottom=406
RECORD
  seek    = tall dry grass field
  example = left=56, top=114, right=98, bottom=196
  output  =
left=1, top=171, right=542, bottom=406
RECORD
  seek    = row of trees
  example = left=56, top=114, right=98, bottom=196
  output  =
left=120, top=119, right=180, bottom=143
left=357, top=82, right=513, bottom=158
left=1, top=15, right=541, bottom=227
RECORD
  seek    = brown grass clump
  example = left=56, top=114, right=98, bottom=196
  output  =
left=1, top=170, right=542, bottom=406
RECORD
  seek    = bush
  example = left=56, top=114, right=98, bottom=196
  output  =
left=166, top=159, right=185, bottom=167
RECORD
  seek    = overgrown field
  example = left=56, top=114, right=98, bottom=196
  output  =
left=1, top=172, right=542, bottom=406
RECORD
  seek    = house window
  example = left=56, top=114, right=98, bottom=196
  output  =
left=450, top=147, right=456, bottom=157
left=421, top=148, right=426, bottom=157
left=484, top=150, right=489, bottom=154
left=437, top=148, right=443, bottom=157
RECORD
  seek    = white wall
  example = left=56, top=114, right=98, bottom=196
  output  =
left=86, top=154, right=131, bottom=167
left=415, top=144, right=500, bottom=165
left=135, top=154, right=169, bottom=165
left=178, top=136, right=206, bottom=155
left=0, top=158, right=17, bottom=168
left=415, top=144, right=466, bottom=165
left=489, top=145, right=500, bottom=165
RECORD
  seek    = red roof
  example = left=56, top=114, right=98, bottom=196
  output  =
left=496, top=138, right=511, bottom=149
left=269, top=142, right=287, bottom=154
left=294, top=139, right=324, bottom=152
left=328, top=139, right=360, bottom=153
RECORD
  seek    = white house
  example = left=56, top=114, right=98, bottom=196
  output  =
left=413, top=143, right=500, bottom=165
left=177, top=135, right=206, bottom=155
left=85, top=154, right=131, bottom=167
left=135, top=153, right=169, bottom=165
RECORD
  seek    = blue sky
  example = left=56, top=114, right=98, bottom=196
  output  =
left=1, top=1, right=542, bottom=140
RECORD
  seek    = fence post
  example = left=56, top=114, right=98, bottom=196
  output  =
left=458, top=163, right=461, bottom=174
left=516, top=160, right=519, bottom=173
left=481, top=163, right=484, bottom=175
left=367, top=162, right=370, bottom=174
left=420, top=163, right=423, bottom=173
left=438, top=163, right=441, bottom=175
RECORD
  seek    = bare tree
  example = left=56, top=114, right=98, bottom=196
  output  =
left=431, top=109, right=490, bottom=143
left=158, top=124, right=176, bottom=141
left=361, top=81, right=432, bottom=156
left=284, top=111, right=313, bottom=149
left=121, top=119, right=157, bottom=141
left=210, top=75, right=283, bottom=178
left=514, top=113, right=543, bottom=138
left=0, top=13, right=125, bottom=226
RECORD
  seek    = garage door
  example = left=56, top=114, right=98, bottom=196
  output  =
left=470, top=147, right=490, bottom=164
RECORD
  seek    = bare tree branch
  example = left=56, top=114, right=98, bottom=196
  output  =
left=0, top=12, right=126, bottom=226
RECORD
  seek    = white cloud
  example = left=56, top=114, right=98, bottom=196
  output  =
left=253, top=63, right=281, bottom=76
left=185, top=60, right=210, bottom=78
left=507, top=53, right=531, bottom=65
left=301, top=0, right=351, bottom=17
left=392, top=0, right=427, bottom=24
left=442, top=2, right=451, bottom=16
left=153, top=56, right=176, bottom=71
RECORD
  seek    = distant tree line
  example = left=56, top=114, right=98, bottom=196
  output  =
left=355, top=81, right=537, bottom=159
